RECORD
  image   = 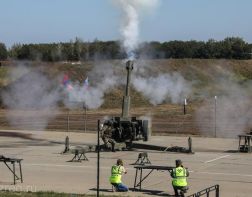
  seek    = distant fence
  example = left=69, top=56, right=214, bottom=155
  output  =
left=1, top=95, right=250, bottom=136
left=187, top=185, right=219, bottom=197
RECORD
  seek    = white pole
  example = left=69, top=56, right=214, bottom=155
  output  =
left=184, top=98, right=187, bottom=115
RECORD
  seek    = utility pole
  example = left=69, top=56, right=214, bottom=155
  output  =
left=214, top=96, right=217, bottom=138
left=97, top=120, right=100, bottom=197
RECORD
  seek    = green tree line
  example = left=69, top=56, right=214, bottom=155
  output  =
left=0, top=43, right=8, bottom=60
left=0, top=37, right=252, bottom=61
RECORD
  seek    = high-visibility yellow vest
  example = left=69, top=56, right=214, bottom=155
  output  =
left=172, top=167, right=188, bottom=187
left=109, top=165, right=122, bottom=184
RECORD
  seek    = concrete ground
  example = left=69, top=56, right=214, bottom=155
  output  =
left=0, top=130, right=251, bottom=197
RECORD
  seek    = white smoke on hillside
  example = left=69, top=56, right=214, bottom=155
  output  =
left=1, top=62, right=123, bottom=130
left=132, top=72, right=192, bottom=105
left=113, top=0, right=160, bottom=59
left=64, top=63, right=122, bottom=109
left=1, top=65, right=61, bottom=131
left=195, top=73, right=252, bottom=138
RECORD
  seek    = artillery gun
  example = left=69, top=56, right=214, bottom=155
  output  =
left=100, top=60, right=150, bottom=150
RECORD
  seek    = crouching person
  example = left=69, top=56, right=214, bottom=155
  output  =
left=171, top=159, right=189, bottom=197
left=110, top=159, right=128, bottom=192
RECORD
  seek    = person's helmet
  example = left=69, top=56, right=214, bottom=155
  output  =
left=105, top=120, right=113, bottom=126
left=117, top=159, right=123, bottom=165
left=175, top=159, right=182, bottom=166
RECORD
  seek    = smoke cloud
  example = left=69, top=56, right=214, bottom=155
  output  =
left=195, top=73, right=252, bottom=138
left=132, top=72, right=192, bottom=105
left=1, top=62, right=123, bottom=130
left=1, top=65, right=61, bottom=131
left=112, top=0, right=189, bottom=106
left=64, top=62, right=122, bottom=109
left=113, top=0, right=160, bottom=59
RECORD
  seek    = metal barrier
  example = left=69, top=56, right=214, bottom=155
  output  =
left=187, top=185, right=219, bottom=197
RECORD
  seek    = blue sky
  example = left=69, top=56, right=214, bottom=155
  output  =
left=1, top=0, right=252, bottom=48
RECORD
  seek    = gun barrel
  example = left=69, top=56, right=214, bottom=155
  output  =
left=125, top=61, right=134, bottom=96
left=121, top=60, right=134, bottom=118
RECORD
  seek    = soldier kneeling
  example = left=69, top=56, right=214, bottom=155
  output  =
left=110, top=159, right=128, bottom=192
left=170, top=159, right=189, bottom=197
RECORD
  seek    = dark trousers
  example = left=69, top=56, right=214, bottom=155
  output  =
left=173, top=186, right=188, bottom=197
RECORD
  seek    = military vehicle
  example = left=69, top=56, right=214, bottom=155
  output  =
left=100, top=60, right=150, bottom=150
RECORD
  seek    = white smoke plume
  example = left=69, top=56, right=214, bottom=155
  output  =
left=112, top=0, right=190, bottom=106
left=195, top=75, right=252, bottom=138
left=1, top=65, right=61, bottom=131
left=113, top=0, right=160, bottom=59
left=64, top=63, right=121, bottom=109
left=1, top=62, right=122, bottom=131
left=132, top=72, right=192, bottom=105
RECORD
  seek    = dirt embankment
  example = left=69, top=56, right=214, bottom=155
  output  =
left=1, top=59, right=252, bottom=136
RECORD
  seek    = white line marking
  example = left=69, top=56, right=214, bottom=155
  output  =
left=193, top=171, right=252, bottom=178
left=204, top=155, right=230, bottom=163
left=24, top=163, right=252, bottom=178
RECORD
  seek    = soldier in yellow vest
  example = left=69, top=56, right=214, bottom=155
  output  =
left=171, top=159, right=189, bottom=197
left=109, top=159, right=128, bottom=192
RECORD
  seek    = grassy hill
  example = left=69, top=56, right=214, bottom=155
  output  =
left=1, top=59, right=252, bottom=137
left=2, top=59, right=252, bottom=103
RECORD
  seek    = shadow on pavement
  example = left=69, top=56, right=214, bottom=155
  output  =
left=0, top=131, right=34, bottom=140
left=89, top=188, right=113, bottom=192
left=90, top=187, right=174, bottom=196
left=132, top=188, right=174, bottom=196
